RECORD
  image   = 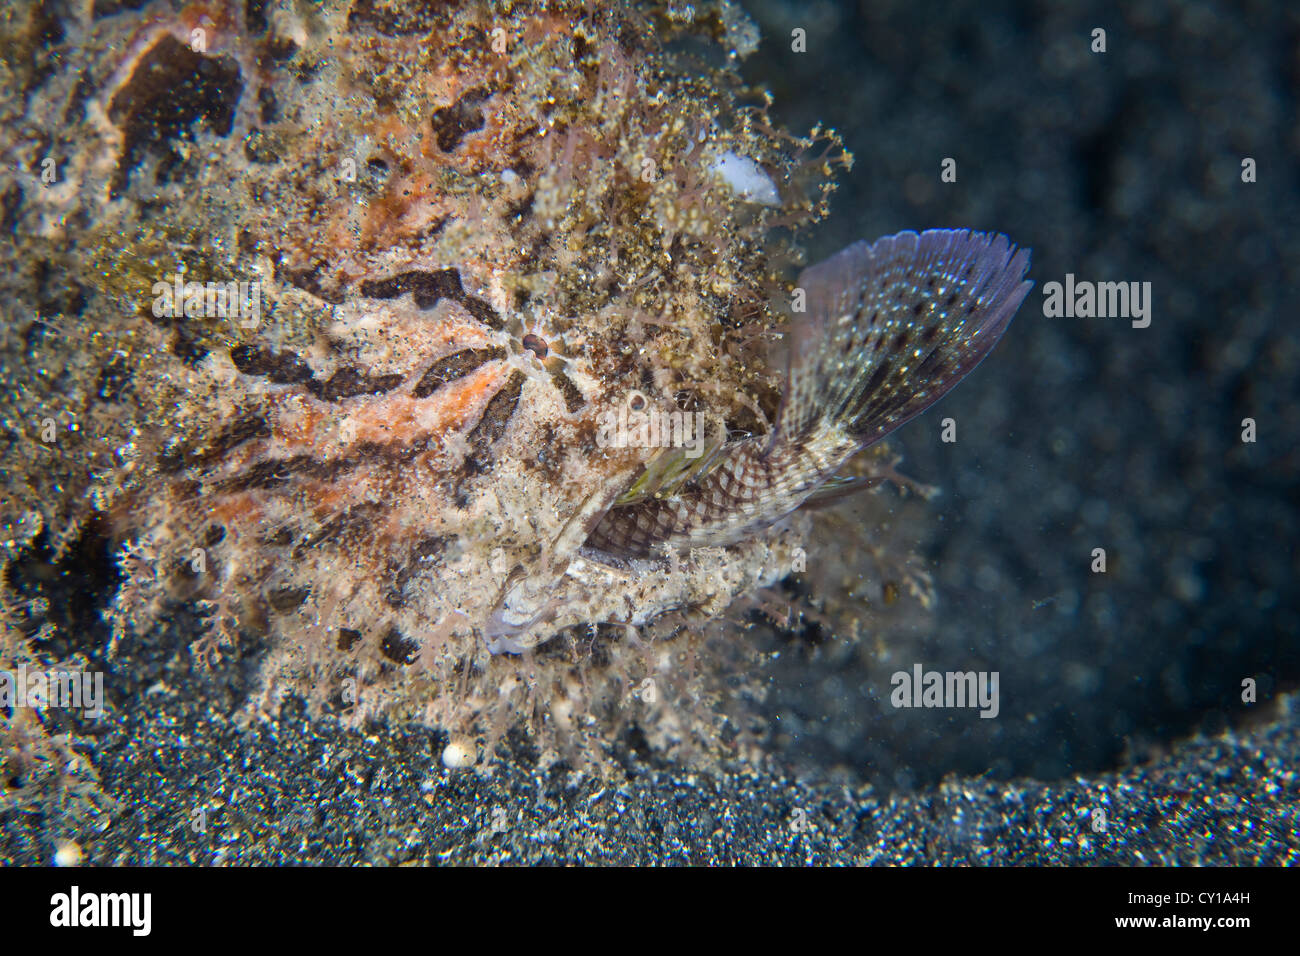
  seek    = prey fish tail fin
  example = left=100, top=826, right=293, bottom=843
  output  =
left=776, top=229, right=1032, bottom=451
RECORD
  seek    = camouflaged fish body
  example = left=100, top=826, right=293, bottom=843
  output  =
left=584, top=229, right=1033, bottom=558
left=10, top=0, right=1048, bottom=759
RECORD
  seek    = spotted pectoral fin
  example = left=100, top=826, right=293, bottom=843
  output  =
left=779, top=229, right=1032, bottom=448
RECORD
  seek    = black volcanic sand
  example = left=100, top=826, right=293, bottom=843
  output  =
left=1, top=607, right=1296, bottom=863
left=3, top=0, right=1299, bottom=864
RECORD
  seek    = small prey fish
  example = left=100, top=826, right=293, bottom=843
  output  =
left=584, top=228, right=1033, bottom=557
left=485, top=228, right=1031, bottom=651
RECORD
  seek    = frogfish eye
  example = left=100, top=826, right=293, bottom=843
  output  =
left=522, top=333, right=548, bottom=359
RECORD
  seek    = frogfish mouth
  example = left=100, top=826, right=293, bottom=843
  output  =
left=486, top=228, right=1031, bottom=651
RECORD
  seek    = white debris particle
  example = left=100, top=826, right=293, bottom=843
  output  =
left=54, top=840, right=83, bottom=866
left=442, top=737, right=477, bottom=769
left=711, top=151, right=780, bottom=206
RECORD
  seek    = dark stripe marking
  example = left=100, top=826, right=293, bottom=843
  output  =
left=214, top=438, right=430, bottom=494
left=551, top=369, right=586, bottom=412
left=430, top=86, right=489, bottom=152
left=230, top=344, right=313, bottom=384
left=158, top=413, right=271, bottom=473
left=313, top=366, right=405, bottom=401
left=462, top=370, right=525, bottom=476
left=231, top=344, right=405, bottom=402
left=412, top=346, right=505, bottom=398
left=291, top=502, right=386, bottom=560
left=380, top=625, right=419, bottom=664
left=358, top=268, right=505, bottom=329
